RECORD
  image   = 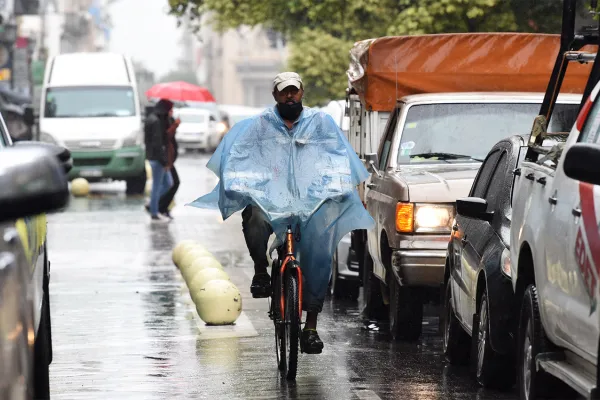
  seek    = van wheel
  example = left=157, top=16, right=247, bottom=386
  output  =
left=361, top=249, right=388, bottom=322
left=126, top=169, right=146, bottom=195
left=473, top=291, right=513, bottom=388
left=442, top=280, right=470, bottom=364
left=33, top=292, right=51, bottom=399
left=518, top=285, right=570, bottom=399
left=389, top=277, right=422, bottom=341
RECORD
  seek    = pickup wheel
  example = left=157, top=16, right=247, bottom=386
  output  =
left=361, top=248, right=388, bottom=322
left=473, top=291, right=514, bottom=388
left=442, top=280, right=470, bottom=364
left=389, top=277, right=423, bottom=341
left=518, top=285, right=567, bottom=399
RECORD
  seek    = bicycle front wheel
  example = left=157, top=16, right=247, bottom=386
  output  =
left=284, top=268, right=300, bottom=380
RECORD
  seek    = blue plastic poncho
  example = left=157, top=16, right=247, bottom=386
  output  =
left=188, top=106, right=374, bottom=311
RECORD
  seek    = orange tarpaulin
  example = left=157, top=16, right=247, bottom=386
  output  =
left=347, top=33, right=596, bottom=112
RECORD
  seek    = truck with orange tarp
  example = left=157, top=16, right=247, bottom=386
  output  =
left=345, top=32, right=591, bottom=340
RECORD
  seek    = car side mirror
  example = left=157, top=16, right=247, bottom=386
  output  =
left=0, top=146, right=69, bottom=223
left=563, top=143, right=600, bottom=185
left=23, top=106, right=35, bottom=127
left=14, top=141, right=73, bottom=174
left=456, top=197, right=493, bottom=222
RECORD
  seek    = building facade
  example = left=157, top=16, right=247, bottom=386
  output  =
left=198, top=16, right=288, bottom=108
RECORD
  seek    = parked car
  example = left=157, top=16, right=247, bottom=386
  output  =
left=0, top=125, right=70, bottom=399
left=173, top=107, right=220, bottom=152
left=329, top=232, right=361, bottom=300
left=443, top=134, right=533, bottom=389
left=362, top=93, right=581, bottom=341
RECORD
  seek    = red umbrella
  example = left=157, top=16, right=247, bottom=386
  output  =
left=145, top=81, right=216, bottom=102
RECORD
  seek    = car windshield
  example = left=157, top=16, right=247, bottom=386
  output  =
left=396, top=102, right=578, bottom=164
left=44, top=86, right=136, bottom=118
left=179, top=114, right=206, bottom=123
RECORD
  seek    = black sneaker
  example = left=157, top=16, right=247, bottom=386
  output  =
left=161, top=211, right=173, bottom=220
left=300, top=329, right=324, bottom=354
left=250, top=272, right=272, bottom=298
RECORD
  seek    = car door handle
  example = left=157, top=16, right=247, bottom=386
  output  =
left=548, top=196, right=557, bottom=205
left=366, top=183, right=376, bottom=189
left=525, top=173, right=535, bottom=181
left=572, top=208, right=582, bottom=217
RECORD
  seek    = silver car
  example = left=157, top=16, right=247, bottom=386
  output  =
left=330, top=232, right=361, bottom=301
left=0, top=122, right=70, bottom=399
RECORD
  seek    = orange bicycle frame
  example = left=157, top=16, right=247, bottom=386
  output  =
left=279, top=227, right=303, bottom=321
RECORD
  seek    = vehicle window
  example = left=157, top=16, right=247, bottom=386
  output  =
left=44, top=86, right=136, bottom=118
left=579, top=97, right=600, bottom=144
left=378, top=106, right=399, bottom=170
left=484, top=151, right=508, bottom=211
left=471, top=150, right=501, bottom=198
left=179, top=114, right=206, bottom=123
left=396, top=102, right=579, bottom=165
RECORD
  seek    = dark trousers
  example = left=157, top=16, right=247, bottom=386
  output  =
left=242, top=205, right=273, bottom=269
left=159, top=166, right=180, bottom=214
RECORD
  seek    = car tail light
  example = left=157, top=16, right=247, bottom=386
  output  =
left=395, top=202, right=414, bottom=233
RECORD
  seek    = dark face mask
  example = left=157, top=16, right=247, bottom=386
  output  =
left=277, top=101, right=303, bottom=121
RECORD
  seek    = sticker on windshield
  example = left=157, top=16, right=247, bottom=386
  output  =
left=406, top=122, right=417, bottom=129
left=399, top=141, right=415, bottom=157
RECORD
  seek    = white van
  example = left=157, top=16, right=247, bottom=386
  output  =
left=39, top=52, right=146, bottom=194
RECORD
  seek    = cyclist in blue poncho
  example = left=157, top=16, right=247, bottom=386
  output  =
left=189, top=72, right=374, bottom=354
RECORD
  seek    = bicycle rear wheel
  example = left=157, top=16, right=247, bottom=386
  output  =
left=283, top=267, right=300, bottom=380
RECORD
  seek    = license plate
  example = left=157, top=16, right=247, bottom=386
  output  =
left=80, top=169, right=103, bottom=178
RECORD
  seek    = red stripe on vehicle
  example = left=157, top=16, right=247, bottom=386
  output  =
left=579, top=182, right=600, bottom=276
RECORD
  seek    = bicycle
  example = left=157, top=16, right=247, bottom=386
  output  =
left=268, top=224, right=303, bottom=381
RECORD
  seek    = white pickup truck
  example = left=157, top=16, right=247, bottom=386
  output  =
left=511, top=79, right=600, bottom=399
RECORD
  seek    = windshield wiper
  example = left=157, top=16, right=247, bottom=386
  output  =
left=410, top=152, right=483, bottom=162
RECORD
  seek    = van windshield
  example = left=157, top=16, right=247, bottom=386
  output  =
left=44, top=86, right=136, bottom=118
left=395, top=102, right=579, bottom=164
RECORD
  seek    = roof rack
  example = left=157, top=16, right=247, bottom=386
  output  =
left=526, top=0, right=600, bottom=161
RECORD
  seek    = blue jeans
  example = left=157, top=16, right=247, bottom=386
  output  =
left=149, top=161, right=173, bottom=216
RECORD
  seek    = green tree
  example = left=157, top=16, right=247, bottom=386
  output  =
left=168, top=0, right=571, bottom=104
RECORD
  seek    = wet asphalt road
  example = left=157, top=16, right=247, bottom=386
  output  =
left=45, top=152, right=518, bottom=400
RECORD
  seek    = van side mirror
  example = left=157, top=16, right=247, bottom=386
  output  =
left=456, top=197, right=494, bottom=222
left=563, top=143, right=600, bottom=185
left=24, top=106, right=35, bottom=126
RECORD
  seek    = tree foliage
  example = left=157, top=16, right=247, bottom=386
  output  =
left=168, top=0, right=574, bottom=104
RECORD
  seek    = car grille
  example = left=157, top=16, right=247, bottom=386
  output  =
left=64, top=139, right=117, bottom=150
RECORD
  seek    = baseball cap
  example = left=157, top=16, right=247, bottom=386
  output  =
left=273, top=72, right=303, bottom=92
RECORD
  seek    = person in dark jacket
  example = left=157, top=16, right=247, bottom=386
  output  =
left=158, top=111, right=181, bottom=218
left=144, top=99, right=174, bottom=222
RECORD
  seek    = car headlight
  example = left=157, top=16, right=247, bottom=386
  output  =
left=39, top=132, right=58, bottom=145
left=216, top=122, right=227, bottom=134
left=395, top=202, right=454, bottom=233
left=501, top=248, right=511, bottom=277
left=122, top=129, right=142, bottom=147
